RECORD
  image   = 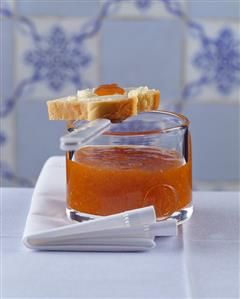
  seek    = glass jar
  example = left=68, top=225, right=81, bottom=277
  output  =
left=66, top=111, right=192, bottom=224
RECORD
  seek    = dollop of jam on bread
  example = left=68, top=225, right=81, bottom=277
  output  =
left=95, top=83, right=125, bottom=96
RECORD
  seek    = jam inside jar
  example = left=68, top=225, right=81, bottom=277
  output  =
left=66, top=111, right=192, bottom=223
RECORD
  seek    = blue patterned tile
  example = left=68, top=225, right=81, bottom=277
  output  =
left=106, top=0, right=187, bottom=18
left=1, top=12, right=100, bottom=185
left=1, top=18, right=16, bottom=177
left=16, top=100, right=65, bottom=179
left=185, top=21, right=240, bottom=102
left=182, top=103, right=240, bottom=182
left=15, top=17, right=100, bottom=100
left=17, top=0, right=100, bottom=16
left=1, top=113, right=17, bottom=182
left=101, top=20, right=183, bottom=101
left=189, top=0, right=240, bottom=19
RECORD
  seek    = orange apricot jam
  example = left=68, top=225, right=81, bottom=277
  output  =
left=66, top=146, right=192, bottom=219
left=95, top=83, right=125, bottom=96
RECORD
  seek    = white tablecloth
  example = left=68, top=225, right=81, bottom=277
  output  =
left=1, top=188, right=239, bottom=299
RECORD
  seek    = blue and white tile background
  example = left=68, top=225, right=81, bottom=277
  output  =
left=1, top=0, right=240, bottom=190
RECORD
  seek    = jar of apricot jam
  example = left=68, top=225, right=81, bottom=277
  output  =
left=66, top=111, right=192, bottom=223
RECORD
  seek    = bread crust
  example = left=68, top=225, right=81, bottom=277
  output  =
left=47, top=90, right=160, bottom=122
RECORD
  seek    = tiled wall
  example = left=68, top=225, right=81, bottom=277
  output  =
left=1, top=0, right=240, bottom=189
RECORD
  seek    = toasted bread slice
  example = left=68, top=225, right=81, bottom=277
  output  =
left=47, top=95, right=138, bottom=122
left=127, top=88, right=160, bottom=112
left=47, top=86, right=160, bottom=122
left=137, top=91, right=160, bottom=111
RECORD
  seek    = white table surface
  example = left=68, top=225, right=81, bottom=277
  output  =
left=1, top=188, right=239, bottom=299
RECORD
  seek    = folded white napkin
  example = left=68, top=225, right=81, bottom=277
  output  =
left=23, top=157, right=177, bottom=252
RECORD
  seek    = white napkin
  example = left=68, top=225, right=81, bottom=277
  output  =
left=22, top=157, right=177, bottom=252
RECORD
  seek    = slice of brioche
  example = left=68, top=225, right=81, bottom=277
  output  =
left=47, top=97, right=87, bottom=120
left=47, top=96, right=138, bottom=122
left=47, top=88, right=160, bottom=122
left=134, top=90, right=160, bottom=112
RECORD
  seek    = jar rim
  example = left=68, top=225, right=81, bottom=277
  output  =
left=103, top=110, right=190, bottom=136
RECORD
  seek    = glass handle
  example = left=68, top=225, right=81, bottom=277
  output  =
left=60, top=119, right=111, bottom=151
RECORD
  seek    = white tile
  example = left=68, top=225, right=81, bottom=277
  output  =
left=185, top=191, right=239, bottom=242
left=15, top=17, right=100, bottom=100
left=183, top=191, right=240, bottom=298
left=184, top=240, right=239, bottom=299
left=185, top=21, right=240, bottom=102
